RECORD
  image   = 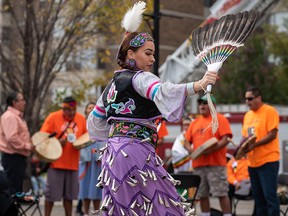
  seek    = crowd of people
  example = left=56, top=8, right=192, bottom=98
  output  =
left=0, top=2, right=282, bottom=216
left=0, top=85, right=281, bottom=216
left=0, top=94, right=105, bottom=216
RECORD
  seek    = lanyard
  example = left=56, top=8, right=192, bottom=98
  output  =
left=58, top=121, right=77, bottom=139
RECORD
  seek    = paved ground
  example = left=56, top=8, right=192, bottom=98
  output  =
left=196, top=197, right=255, bottom=216
left=20, top=195, right=288, bottom=216
left=18, top=197, right=93, bottom=216
left=24, top=197, right=256, bottom=216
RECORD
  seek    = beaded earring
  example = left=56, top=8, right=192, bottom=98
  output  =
left=126, top=59, right=138, bottom=70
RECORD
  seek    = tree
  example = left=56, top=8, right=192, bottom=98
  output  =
left=0, top=0, right=139, bottom=133
left=264, top=18, right=288, bottom=101
left=214, top=22, right=288, bottom=105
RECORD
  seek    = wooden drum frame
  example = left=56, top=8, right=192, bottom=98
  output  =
left=32, top=132, right=62, bottom=162
left=234, top=134, right=257, bottom=160
left=72, top=132, right=95, bottom=149
left=191, top=137, right=218, bottom=160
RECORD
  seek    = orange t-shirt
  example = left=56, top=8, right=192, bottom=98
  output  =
left=40, top=110, right=87, bottom=170
left=185, top=113, right=232, bottom=168
left=155, top=119, right=169, bottom=154
left=242, top=104, right=280, bottom=168
left=226, top=157, right=250, bottom=185
left=157, top=120, right=168, bottom=139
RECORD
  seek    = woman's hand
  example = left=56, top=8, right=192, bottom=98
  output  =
left=194, top=71, right=218, bottom=92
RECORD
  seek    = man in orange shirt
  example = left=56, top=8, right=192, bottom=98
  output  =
left=226, top=155, right=251, bottom=211
left=156, top=119, right=168, bottom=145
left=226, top=156, right=250, bottom=196
left=41, top=96, right=87, bottom=216
left=241, top=87, right=280, bottom=216
left=185, top=95, right=233, bottom=216
left=155, top=118, right=168, bottom=154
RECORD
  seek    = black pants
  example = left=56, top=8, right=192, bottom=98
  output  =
left=0, top=170, right=18, bottom=216
left=2, top=153, right=27, bottom=194
left=4, top=203, right=18, bottom=216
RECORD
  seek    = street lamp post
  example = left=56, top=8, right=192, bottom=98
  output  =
left=152, top=0, right=160, bottom=77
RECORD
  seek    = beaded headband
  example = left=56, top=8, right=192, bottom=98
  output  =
left=129, top=32, right=154, bottom=47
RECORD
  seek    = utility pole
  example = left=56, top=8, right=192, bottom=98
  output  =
left=152, top=0, right=160, bottom=77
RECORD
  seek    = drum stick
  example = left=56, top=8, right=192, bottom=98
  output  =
left=227, top=137, right=238, bottom=147
left=49, top=132, right=57, bottom=138
left=34, top=132, right=57, bottom=146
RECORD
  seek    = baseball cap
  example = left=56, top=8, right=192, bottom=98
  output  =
left=197, top=95, right=217, bottom=104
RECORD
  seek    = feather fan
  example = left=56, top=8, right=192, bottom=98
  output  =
left=192, top=10, right=259, bottom=67
left=191, top=10, right=259, bottom=134
left=121, top=1, right=146, bottom=33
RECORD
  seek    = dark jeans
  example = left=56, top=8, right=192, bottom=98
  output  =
left=2, top=153, right=27, bottom=194
left=248, top=161, right=280, bottom=216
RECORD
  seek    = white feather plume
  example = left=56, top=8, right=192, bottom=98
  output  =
left=121, top=1, right=146, bottom=33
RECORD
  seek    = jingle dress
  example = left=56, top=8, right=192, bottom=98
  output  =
left=87, top=69, right=196, bottom=216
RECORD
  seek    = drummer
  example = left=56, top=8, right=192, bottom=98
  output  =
left=184, top=95, right=233, bottom=216
left=40, top=96, right=87, bottom=216
left=226, top=154, right=251, bottom=210
left=242, top=87, right=280, bottom=216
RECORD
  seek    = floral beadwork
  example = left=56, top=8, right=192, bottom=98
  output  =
left=109, top=121, right=158, bottom=147
left=111, top=98, right=136, bottom=115
left=129, top=32, right=153, bottom=47
left=107, top=82, right=118, bottom=103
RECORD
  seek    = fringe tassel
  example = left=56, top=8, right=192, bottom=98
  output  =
left=206, top=92, right=218, bottom=134
left=205, top=63, right=222, bottom=135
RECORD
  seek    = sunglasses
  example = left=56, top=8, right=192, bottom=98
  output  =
left=245, top=97, right=255, bottom=101
left=198, top=101, right=208, bottom=105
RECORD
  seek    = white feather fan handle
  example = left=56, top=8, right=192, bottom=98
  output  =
left=207, top=62, right=223, bottom=73
left=206, top=62, right=222, bottom=93
left=121, top=1, right=146, bottom=32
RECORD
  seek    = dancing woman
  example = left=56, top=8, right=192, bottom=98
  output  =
left=87, top=2, right=217, bottom=215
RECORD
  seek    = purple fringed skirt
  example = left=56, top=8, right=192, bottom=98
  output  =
left=97, top=136, right=187, bottom=216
